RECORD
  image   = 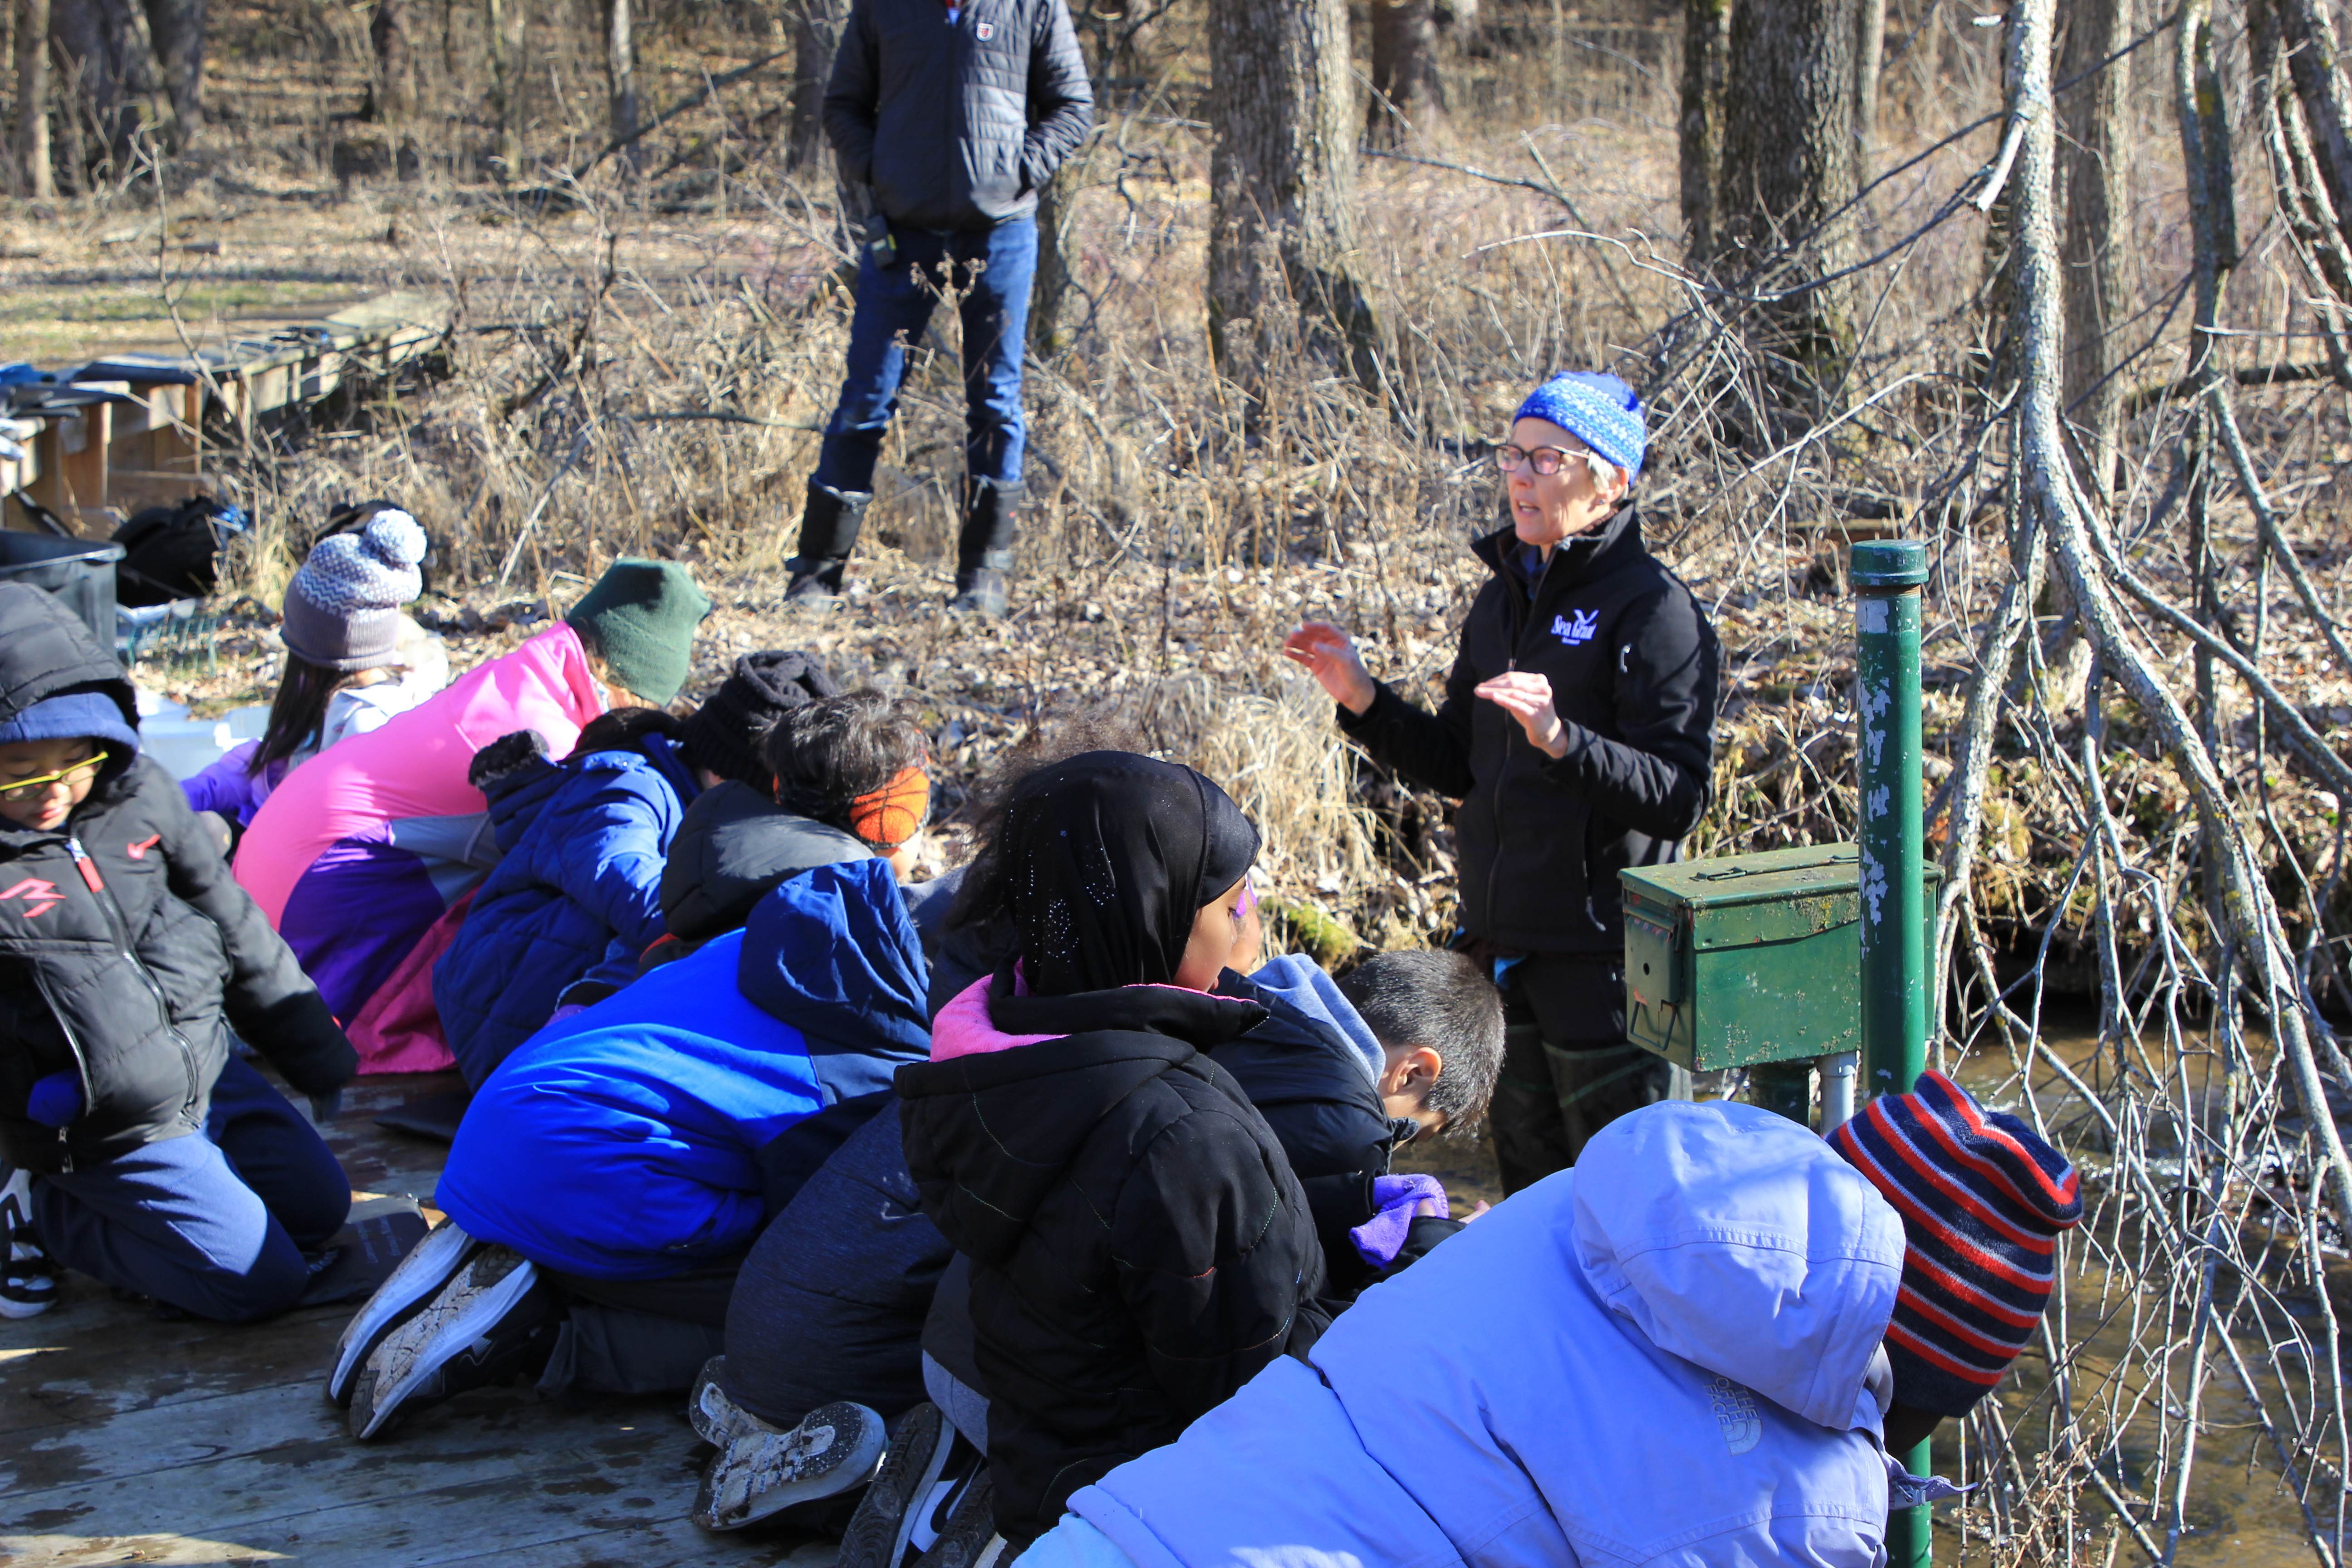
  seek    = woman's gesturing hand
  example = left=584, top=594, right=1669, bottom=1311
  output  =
left=1475, top=671, right=1568, bottom=758
left=1282, top=622, right=1378, bottom=716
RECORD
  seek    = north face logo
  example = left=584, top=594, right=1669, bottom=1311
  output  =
left=0, top=877, right=63, bottom=918
left=1705, top=1374, right=1761, bottom=1455
left=1552, top=608, right=1600, bottom=645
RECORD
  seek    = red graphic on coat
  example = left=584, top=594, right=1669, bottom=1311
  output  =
left=0, top=877, right=63, bottom=918
left=126, top=833, right=162, bottom=860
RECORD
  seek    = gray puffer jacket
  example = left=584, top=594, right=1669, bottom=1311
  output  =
left=824, top=0, right=1094, bottom=232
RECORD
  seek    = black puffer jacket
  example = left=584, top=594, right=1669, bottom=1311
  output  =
left=1340, top=504, right=1720, bottom=955
left=654, top=781, right=870, bottom=963
left=1208, top=968, right=1457, bottom=1299
left=825, top=0, right=1094, bottom=231
left=897, top=976, right=1329, bottom=1545
left=0, top=585, right=355, bottom=1174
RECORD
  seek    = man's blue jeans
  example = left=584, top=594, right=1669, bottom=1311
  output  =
left=811, top=215, right=1038, bottom=495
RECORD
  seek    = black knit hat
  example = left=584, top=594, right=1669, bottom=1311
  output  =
left=679, top=649, right=839, bottom=786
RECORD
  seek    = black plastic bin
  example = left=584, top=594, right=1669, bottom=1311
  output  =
left=0, top=531, right=124, bottom=650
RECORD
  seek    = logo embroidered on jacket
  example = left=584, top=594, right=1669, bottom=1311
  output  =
left=0, top=877, right=63, bottom=918
left=975, top=20, right=993, bottom=37
left=1552, top=608, right=1600, bottom=645
left=1706, top=1374, right=1762, bottom=1455
left=126, top=833, right=162, bottom=860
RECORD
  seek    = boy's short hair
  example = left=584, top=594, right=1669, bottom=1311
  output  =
left=763, top=691, right=928, bottom=834
left=567, top=706, right=684, bottom=760
left=1337, top=950, right=1505, bottom=1136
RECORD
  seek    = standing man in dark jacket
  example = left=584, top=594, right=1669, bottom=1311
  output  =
left=786, top=0, right=1095, bottom=617
left=1284, top=372, right=1720, bottom=1194
left=0, top=583, right=357, bottom=1323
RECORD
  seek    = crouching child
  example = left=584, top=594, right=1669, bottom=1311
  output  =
left=0, top=584, right=358, bottom=1323
left=1018, top=1073, right=2082, bottom=1568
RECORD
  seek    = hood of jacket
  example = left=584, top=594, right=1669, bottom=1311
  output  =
left=739, top=854, right=932, bottom=1103
left=896, top=976, right=1265, bottom=1268
left=664, top=780, right=873, bottom=946
left=0, top=583, right=141, bottom=789
left=1573, top=1098, right=1905, bottom=1428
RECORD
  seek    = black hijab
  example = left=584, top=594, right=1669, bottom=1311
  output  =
left=1000, top=751, right=1260, bottom=996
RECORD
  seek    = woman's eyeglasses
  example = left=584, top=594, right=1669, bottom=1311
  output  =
left=1494, top=443, right=1587, bottom=477
left=0, top=750, right=108, bottom=802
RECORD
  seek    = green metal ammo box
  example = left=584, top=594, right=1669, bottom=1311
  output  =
left=1621, top=843, right=1943, bottom=1072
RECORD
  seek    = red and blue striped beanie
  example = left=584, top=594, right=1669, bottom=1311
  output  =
left=1826, top=1071, right=2082, bottom=1417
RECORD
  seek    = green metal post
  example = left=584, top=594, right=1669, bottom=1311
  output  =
left=1853, top=538, right=1931, bottom=1567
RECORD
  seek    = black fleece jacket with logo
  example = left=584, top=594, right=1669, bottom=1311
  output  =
left=1338, top=503, right=1720, bottom=956
left=0, top=584, right=354, bottom=1174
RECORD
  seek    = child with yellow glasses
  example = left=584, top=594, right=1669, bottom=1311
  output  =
left=0, top=583, right=356, bottom=1323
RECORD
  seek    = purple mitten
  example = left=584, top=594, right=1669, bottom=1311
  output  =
left=25, top=1071, right=83, bottom=1128
left=1349, top=1173, right=1449, bottom=1267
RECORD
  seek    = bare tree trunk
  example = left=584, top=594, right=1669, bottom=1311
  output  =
left=604, top=0, right=636, bottom=169
left=1679, top=0, right=1729, bottom=269
left=2058, top=0, right=2131, bottom=506
left=1718, top=0, right=1864, bottom=410
left=1207, top=0, right=1381, bottom=403
left=14, top=0, right=52, bottom=197
left=487, top=0, right=524, bottom=175
left=789, top=0, right=846, bottom=171
left=139, top=0, right=200, bottom=146
left=1366, top=0, right=1443, bottom=147
left=1854, top=0, right=1883, bottom=163
left=51, top=0, right=168, bottom=175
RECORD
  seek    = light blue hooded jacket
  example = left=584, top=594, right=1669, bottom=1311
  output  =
left=1062, top=1098, right=1909, bottom=1568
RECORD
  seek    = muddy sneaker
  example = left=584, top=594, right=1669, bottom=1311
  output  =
left=346, top=1242, right=557, bottom=1441
left=0, top=1167, right=57, bottom=1319
left=693, top=1399, right=888, bottom=1532
left=688, top=1356, right=775, bottom=1450
left=327, top=1219, right=482, bottom=1406
left=838, top=1402, right=952, bottom=1568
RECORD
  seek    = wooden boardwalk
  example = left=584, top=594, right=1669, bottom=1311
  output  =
left=0, top=1069, right=833, bottom=1568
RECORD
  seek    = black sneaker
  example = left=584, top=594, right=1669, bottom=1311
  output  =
left=909, top=1455, right=995, bottom=1568
left=838, top=1402, right=951, bottom=1568
left=0, top=1167, right=57, bottom=1319
left=346, top=1241, right=558, bottom=1440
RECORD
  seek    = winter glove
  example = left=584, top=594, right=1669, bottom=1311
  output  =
left=308, top=1090, right=343, bottom=1124
left=25, top=1071, right=83, bottom=1128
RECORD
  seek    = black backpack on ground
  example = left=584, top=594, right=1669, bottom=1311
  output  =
left=111, top=496, right=249, bottom=607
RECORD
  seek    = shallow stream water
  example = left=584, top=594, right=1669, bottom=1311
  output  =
left=1387, top=1016, right=2330, bottom=1567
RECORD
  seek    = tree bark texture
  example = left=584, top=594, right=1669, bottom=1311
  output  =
left=488, top=0, right=525, bottom=174
left=1367, top=0, right=1443, bottom=147
left=2057, top=0, right=2131, bottom=506
left=1207, top=0, right=1380, bottom=401
left=604, top=0, right=636, bottom=167
left=370, top=0, right=416, bottom=123
left=789, top=0, right=847, bottom=170
left=2249, top=0, right=2352, bottom=377
left=1678, top=0, right=1729, bottom=268
left=1718, top=0, right=1862, bottom=404
left=14, top=0, right=52, bottom=197
left=139, top=0, right=199, bottom=144
left=1854, top=0, right=1883, bottom=161
left=50, top=0, right=167, bottom=174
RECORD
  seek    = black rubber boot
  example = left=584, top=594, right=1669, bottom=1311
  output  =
left=784, top=481, right=872, bottom=604
left=948, top=477, right=1018, bottom=617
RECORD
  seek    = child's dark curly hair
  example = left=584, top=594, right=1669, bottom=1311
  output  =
left=762, top=691, right=928, bottom=834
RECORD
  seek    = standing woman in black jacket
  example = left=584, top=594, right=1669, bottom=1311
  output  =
left=897, top=752, right=1328, bottom=1549
left=1284, top=372, right=1721, bottom=1195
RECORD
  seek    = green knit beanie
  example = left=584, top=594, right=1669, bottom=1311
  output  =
left=564, top=559, right=713, bottom=707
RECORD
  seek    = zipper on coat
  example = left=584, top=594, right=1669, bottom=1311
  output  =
left=68, top=836, right=201, bottom=1115
left=28, top=967, right=88, bottom=1173
left=1483, top=549, right=1551, bottom=938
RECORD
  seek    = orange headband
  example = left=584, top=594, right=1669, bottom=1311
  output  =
left=851, top=765, right=931, bottom=849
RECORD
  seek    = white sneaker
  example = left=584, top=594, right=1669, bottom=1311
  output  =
left=346, top=1241, right=554, bottom=1441
left=326, top=1219, right=480, bottom=1406
left=0, top=1166, right=58, bottom=1319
